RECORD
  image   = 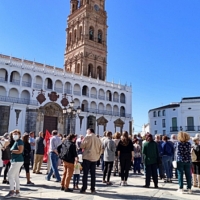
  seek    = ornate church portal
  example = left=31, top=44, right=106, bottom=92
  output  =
left=36, top=102, right=64, bottom=135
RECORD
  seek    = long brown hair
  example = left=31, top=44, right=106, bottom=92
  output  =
left=22, top=134, right=29, bottom=144
left=121, top=131, right=129, bottom=146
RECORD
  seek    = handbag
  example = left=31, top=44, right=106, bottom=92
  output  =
left=191, top=148, right=197, bottom=162
left=172, top=142, right=178, bottom=168
left=172, top=160, right=177, bottom=168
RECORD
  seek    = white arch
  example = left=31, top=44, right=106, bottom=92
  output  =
left=54, top=80, right=63, bottom=93
left=0, top=86, right=6, bottom=96
left=9, top=88, right=19, bottom=98
left=22, top=73, right=32, bottom=87
left=64, top=82, right=72, bottom=94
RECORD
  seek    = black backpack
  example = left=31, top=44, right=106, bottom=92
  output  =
left=57, top=140, right=72, bottom=162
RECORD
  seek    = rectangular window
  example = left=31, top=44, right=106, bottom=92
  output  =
left=162, top=119, right=166, bottom=128
left=171, top=117, right=178, bottom=132
left=187, top=117, right=194, bottom=131
left=163, top=130, right=166, bottom=135
left=154, top=130, right=157, bottom=135
left=154, top=121, right=156, bottom=125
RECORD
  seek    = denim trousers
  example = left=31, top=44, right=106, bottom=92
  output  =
left=162, top=155, right=172, bottom=179
left=177, top=161, right=191, bottom=189
left=47, top=152, right=61, bottom=181
left=73, top=174, right=80, bottom=186
left=134, top=157, right=141, bottom=173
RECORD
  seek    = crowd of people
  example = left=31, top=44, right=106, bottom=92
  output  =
left=0, top=128, right=200, bottom=198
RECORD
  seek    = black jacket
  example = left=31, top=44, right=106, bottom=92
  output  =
left=23, top=142, right=31, bottom=163
left=58, top=140, right=77, bottom=164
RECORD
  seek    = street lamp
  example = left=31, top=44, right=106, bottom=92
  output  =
left=63, top=101, right=81, bottom=135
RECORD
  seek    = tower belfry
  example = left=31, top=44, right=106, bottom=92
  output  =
left=64, top=0, right=107, bottom=81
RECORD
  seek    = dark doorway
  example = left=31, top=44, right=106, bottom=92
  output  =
left=43, top=116, right=57, bottom=134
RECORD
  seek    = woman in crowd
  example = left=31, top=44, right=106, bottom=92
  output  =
left=0, top=136, right=5, bottom=176
left=5, top=130, right=24, bottom=198
left=117, top=131, right=134, bottom=186
left=133, top=138, right=142, bottom=174
left=142, top=134, right=159, bottom=188
left=191, top=137, right=200, bottom=188
left=22, top=133, right=34, bottom=185
left=113, top=132, right=121, bottom=176
left=176, top=131, right=192, bottom=194
left=1, top=133, right=11, bottom=184
left=102, top=131, right=116, bottom=185
left=161, top=136, right=174, bottom=183
left=59, top=133, right=77, bottom=192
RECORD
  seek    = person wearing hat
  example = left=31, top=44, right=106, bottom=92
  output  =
left=191, top=137, right=200, bottom=188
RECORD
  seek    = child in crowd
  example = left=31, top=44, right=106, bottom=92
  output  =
left=73, top=158, right=82, bottom=189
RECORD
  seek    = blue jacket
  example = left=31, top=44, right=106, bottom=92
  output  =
left=161, top=141, right=174, bottom=156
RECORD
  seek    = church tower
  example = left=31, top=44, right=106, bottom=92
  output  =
left=64, top=0, right=107, bottom=81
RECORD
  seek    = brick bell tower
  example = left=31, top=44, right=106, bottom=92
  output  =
left=64, top=0, right=107, bottom=81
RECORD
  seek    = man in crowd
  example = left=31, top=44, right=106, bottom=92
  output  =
left=33, top=131, right=46, bottom=174
left=46, top=130, right=62, bottom=182
left=154, top=134, right=164, bottom=179
left=80, top=128, right=102, bottom=194
left=29, top=132, right=35, bottom=169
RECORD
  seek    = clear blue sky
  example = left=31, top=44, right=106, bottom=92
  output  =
left=1, top=0, right=200, bottom=133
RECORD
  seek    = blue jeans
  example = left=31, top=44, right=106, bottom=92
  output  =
left=177, top=162, right=191, bottom=189
left=162, top=155, right=172, bottom=179
left=134, top=157, right=141, bottom=173
left=73, top=174, right=80, bottom=186
left=47, top=152, right=61, bottom=181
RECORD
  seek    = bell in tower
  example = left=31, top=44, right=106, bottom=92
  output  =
left=70, top=0, right=78, bottom=14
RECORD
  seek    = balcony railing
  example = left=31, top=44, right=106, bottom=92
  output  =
left=22, top=81, right=31, bottom=87
left=170, top=127, right=178, bottom=132
left=10, top=79, right=20, bottom=85
left=106, top=96, right=112, bottom=101
left=98, top=95, right=105, bottom=100
left=44, top=85, right=52, bottom=91
left=54, top=87, right=63, bottom=93
left=0, top=95, right=38, bottom=106
left=64, top=89, right=72, bottom=94
left=82, top=93, right=89, bottom=97
left=185, top=126, right=195, bottom=131
left=0, top=77, right=7, bottom=83
left=120, top=99, right=126, bottom=104
left=80, top=108, right=131, bottom=118
left=33, top=83, right=42, bottom=89
left=91, top=94, right=97, bottom=99
left=74, top=91, right=81, bottom=96
left=113, top=97, right=119, bottom=103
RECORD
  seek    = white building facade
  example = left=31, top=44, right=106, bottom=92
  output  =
left=0, top=1, right=133, bottom=136
left=148, top=97, right=200, bottom=137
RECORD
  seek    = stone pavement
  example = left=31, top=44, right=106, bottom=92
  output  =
left=0, top=164, right=200, bottom=200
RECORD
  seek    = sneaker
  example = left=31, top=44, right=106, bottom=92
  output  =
left=36, top=172, right=42, bottom=174
left=80, top=189, right=86, bottom=194
left=61, top=186, right=64, bottom=191
left=91, top=190, right=97, bottom=194
left=27, top=181, right=34, bottom=185
left=124, top=181, right=128, bottom=186
left=120, top=182, right=125, bottom=186
left=177, top=189, right=183, bottom=194
left=5, top=191, right=15, bottom=199
left=65, top=188, right=73, bottom=192
left=2, top=180, right=7, bottom=184
left=187, top=189, right=192, bottom=194
left=14, top=192, right=20, bottom=197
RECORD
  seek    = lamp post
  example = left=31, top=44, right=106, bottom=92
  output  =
left=63, top=100, right=81, bottom=135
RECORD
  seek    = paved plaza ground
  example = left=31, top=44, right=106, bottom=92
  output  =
left=0, top=164, right=200, bottom=200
